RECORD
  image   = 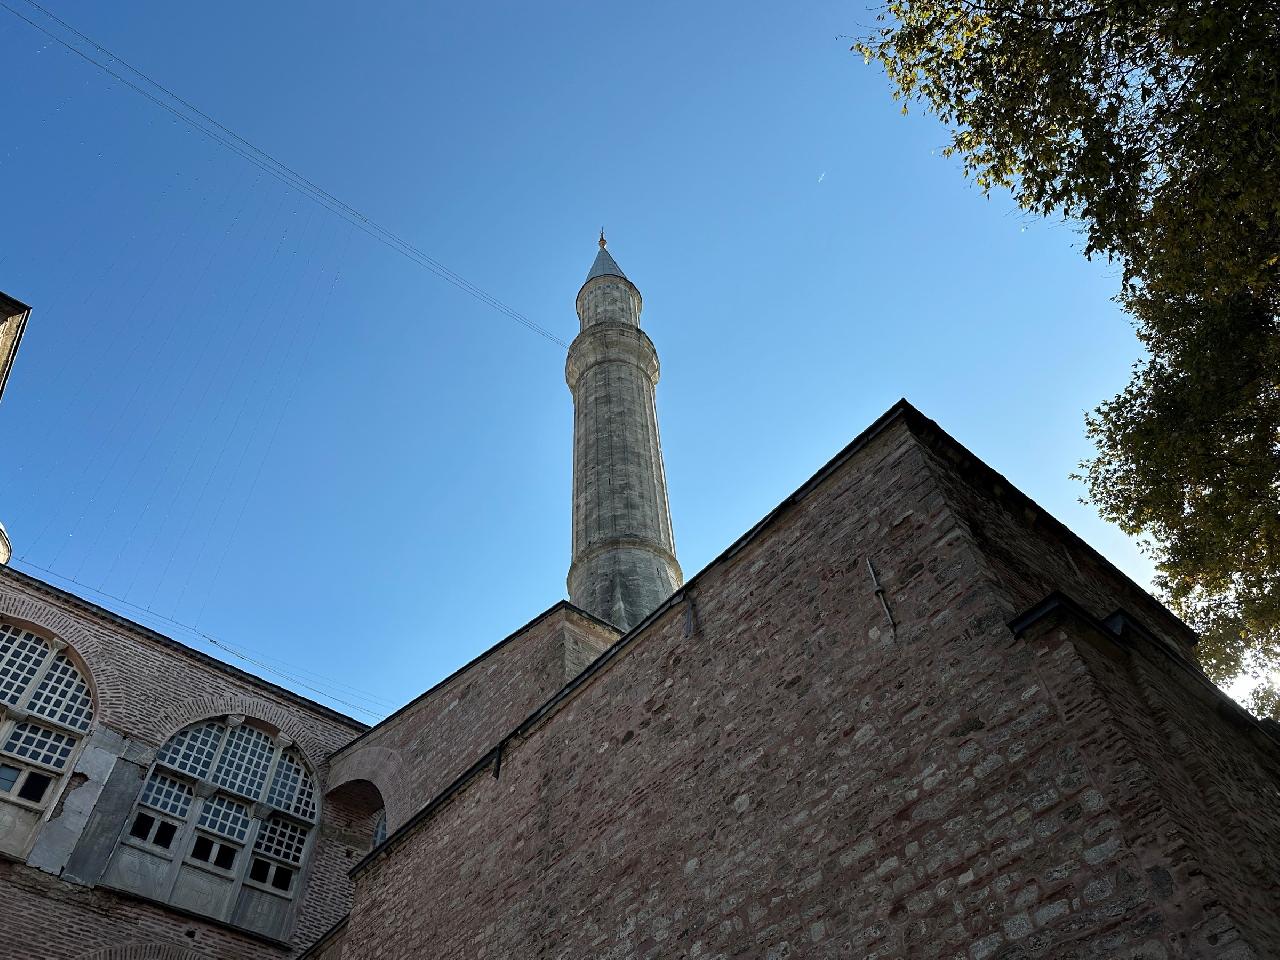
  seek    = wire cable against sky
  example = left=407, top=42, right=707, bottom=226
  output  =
left=11, top=558, right=394, bottom=720
left=1, top=0, right=570, bottom=349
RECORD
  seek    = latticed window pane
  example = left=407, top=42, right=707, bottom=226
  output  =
left=0, top=624, right=51, bottom=705
left=265, top=750, right=316, bottom=820
left=26, top=653, right=94, bottom=731
left=197, top=794, right=250, bottom=842
left=210, top=724, right=274, bottom=799
left=140, top=773, right=193, bottom=818
left=3, top=721, right=76, bottom=770
left=254, top=815, right=309, bottom=866
left=156, top=721, right=225, bottom=779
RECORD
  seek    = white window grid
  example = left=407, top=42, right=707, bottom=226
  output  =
left=198, top=793, right=250, bottom=842
left=111, top=716, right=322, bottom=913
left=140, top=772, right=193, bottom=819
left=254, top=815, right=309, bottom=866
left=211, top=723, right=274, bottom=799
left=265, top=750, right=316, bottom=821
left=0, top=625, right=51, bottom=706
left=26, top=653, right=94, bottom=731
left=157, top=721, right=225, bottom=779
left=3, top=721, right=76, bottom=770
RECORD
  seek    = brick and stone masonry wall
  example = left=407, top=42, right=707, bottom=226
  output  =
left=918, top=428, right=1197, bottom=656
left=327, top=602, right=618, bottom=832
left=0, top=862, right=296, bottom=960
left=918, top=414, right=1280, bottom=954
left=1014, top=606, right=1280, bottom=959
left=338, top=407, right=1280, bottom=959
left=0, top=568, right=367, bottom=959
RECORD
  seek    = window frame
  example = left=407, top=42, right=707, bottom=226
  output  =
left=0, top=619, right=95, bottom=831
left=112, top=714, right=321, bottom=930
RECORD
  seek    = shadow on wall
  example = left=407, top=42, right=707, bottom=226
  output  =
left=325, top=777, right=387, bottom=859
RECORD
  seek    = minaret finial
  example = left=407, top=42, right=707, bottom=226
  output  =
left=599, top=228, right=606, bottom=249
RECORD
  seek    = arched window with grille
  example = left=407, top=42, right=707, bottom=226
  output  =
left=103, top=714, right=319, bottom=939
left=0, top=620, right=94, bottom=858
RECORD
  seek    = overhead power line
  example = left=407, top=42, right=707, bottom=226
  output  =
left=1, top=0, right=570, bottom=349
left=12, top=558, right=394, bottom=720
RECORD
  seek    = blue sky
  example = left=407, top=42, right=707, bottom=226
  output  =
left=0, top=0, right=1150, bottom=720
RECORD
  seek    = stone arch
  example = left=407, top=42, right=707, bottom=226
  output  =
left=328, top=744, right=410, bottom=829
left=327, top=776, right=389, bottom=852
left=0, top=586, right=104, bottom=678
left=76, top=945, right=207, bottom=960
left=150, top=695, right=330, bottom=784
left=0, top=586, right=102, bottom=721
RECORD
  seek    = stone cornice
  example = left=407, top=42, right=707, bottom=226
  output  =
left=567, top=536, right=683, bottom=586
left=565, top=322, right=660, bottom=390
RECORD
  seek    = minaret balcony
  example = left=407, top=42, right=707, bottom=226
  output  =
left=565, top=322, right=661, bottom=391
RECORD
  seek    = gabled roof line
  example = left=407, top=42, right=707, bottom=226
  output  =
left=329, top=599, right=620, bottom=761
left=351, top=399, right=923, bottom=877
left=350, top=397, right=1200, bottom=878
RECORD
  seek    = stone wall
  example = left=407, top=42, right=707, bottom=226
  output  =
left=328, top=602, right=618, bottom=831
left=338, top=406, right=1280, bottom=959
left=1012, top=601, right=1280, bottom=959
left=0, top=861, right=288, bottom=959
left=0, top=567, right=367, bottom=958
left=916, top=420, right=1197, bottom=656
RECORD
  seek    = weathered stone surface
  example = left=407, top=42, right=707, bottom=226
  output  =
left=566, top=244, right=682, bottom=630
left=62, top=754, right=145, bottom=886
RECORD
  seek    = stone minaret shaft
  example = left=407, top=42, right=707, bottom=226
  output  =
left=566, top=238, right=682, bottom=630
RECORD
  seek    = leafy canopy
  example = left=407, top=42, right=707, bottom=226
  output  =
left=856, top=0, right=1280, bottom=712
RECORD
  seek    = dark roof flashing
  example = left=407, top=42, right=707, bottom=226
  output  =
left=1009, top=589, right=1280, bottom=749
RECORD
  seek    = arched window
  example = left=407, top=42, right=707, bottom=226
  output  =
left=104, top=715, right=318, bottom=939
left=0, top=620, right=94, bottom=856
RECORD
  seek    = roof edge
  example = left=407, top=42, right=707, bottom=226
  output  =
left=352, top=399, right=924, bottom=877
left=901, top=404, right=1199, bottom=648
left=350, top=397, right=1201, bottom=875
left=329, top=599, right=620, bottom=760
left=0, top=291, right=32, bottom=404
left=1009, top=589, right=1277, bottom=748
left=0, top=564, right=368, bottom=731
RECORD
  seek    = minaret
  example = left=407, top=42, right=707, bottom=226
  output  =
left=566, top=234, right=682, bottom=630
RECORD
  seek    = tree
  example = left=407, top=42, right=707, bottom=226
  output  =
left=1083, top=293, right=1280, bottom=711
left=854, top=0, right=1280, bottom=713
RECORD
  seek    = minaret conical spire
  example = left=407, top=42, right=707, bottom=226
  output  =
left=585, top=232, right=627, bottom=284
left=566, top=237, right=681, bottom=630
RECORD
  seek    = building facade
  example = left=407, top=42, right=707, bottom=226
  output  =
left=1, top=244, right=1279, bottom=960
left=0, top=291, right=31, bottom=564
